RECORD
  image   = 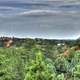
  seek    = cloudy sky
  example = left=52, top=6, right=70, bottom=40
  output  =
left=0, top=0, right=80, bottom=2
left=0, top=0, right=80, bottom=39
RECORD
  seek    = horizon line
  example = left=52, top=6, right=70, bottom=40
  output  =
left=0, top=36, right=78, bottom=40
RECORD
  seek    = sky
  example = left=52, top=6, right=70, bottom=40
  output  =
left=0, top=0, right=80, bottom=2
left=0, top=0, right=80, bottom=39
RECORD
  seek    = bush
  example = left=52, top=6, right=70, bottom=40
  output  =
left=72, top=64, right=80, bottom=80
left=0, top=48, right=19, bottom=80
left=0, top=46, right=80, bottom=80
left=24, top=51, right=56, bottom=80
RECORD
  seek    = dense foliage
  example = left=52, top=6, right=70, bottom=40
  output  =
left=0, top=38, right=80, bottom=80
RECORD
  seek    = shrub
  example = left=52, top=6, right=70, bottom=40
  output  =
left=24, top=51, right=56, bottom=80
left=72, top=64, right=80, bottom=80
